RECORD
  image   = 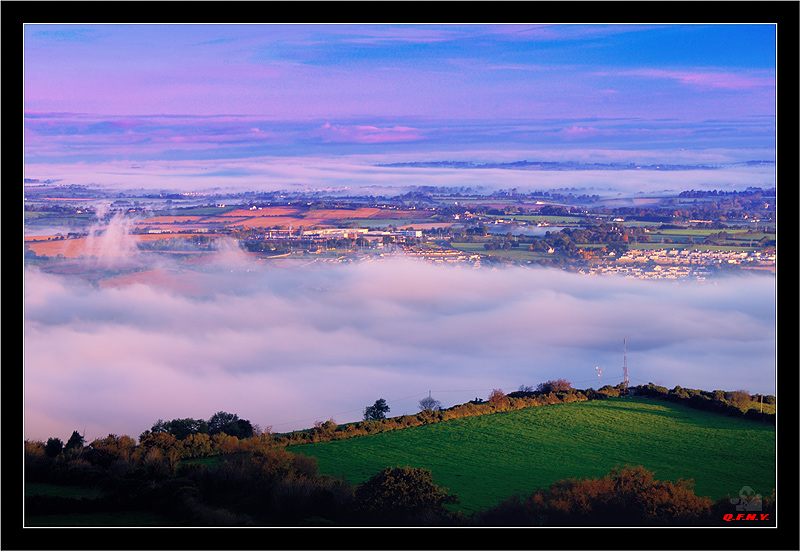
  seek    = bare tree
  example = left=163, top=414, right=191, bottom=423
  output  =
left=418, top=395, right=442, bottom=412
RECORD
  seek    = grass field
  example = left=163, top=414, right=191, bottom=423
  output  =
left=448, top=241, right=549, bottom=262
left=287, top=397, right=776, bottom=515
left=26, top=482, right=104, bottom=500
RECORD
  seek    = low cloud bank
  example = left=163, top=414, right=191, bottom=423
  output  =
left=24, top=255, right=776, bottom=442
left=24, top=155, right=775, bottom=198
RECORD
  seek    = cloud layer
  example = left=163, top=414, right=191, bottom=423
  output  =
left=24, top=254, right=776, bottom=443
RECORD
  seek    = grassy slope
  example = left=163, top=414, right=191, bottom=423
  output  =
left=288, top=397, right=776, bottom=515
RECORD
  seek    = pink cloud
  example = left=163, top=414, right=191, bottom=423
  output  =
left=559, top=126, right=603, bottom=139
left=606, top=68, right=775, bottom=90
left=313, top=122, right=425, bottom=144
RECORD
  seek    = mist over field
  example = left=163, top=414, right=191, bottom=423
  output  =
left=23, top=23, right=780, bottom=444
left=23, top=250, right=776, bottom=442
left=23, top=153, right=776, bottom=197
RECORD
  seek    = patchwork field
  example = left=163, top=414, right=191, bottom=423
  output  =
left=25, top=233, right=205, bottom=259
left=129, top=206, right=438, bottom=231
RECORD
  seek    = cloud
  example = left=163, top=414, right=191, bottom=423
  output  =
left=603, top=68, right=775, bottom=91
left=313, top=122, right=426, bottom=144
left=559, top=126, right=603, bottom=139
left=23, top=255, right=776, bottom=443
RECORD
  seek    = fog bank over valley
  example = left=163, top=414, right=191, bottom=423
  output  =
left=24, top=250, right=776, bottom=442
left=23, top=23, right=779, bottom=445
left=24, top=154, right=776, bottom=198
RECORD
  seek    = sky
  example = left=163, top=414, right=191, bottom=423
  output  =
left=22, top=24, right=779, bottom=442
left=23, top=24, right=778, bottom=193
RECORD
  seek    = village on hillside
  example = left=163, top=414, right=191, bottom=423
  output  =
left=24, top=184, right=776, bottom=281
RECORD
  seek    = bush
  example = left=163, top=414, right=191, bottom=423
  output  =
left=349, top=466, right=459, bottom=525
left=473, top=465, right=715, bottom=526
left=598, top=385, right=619, bottom=397
left=725, top=390, right=752, bottom=410
left=536, top=379, right=573, bottom=393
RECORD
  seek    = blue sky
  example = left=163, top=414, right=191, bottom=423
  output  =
left=23, top=24, right=777, bottom=186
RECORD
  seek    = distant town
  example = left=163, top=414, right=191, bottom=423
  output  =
left=24, top=182, right=776, bottom=280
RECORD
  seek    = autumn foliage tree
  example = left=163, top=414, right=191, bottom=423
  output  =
left=536, top=378, right=573, bottom=393
left=488, top=389, right=509, bottom=410
left=474, top=465, right=715, bottom=526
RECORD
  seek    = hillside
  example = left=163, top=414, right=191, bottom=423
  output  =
left=287, top=397, right=776, bottom=515
left=24, top=392, right=777, bottom=528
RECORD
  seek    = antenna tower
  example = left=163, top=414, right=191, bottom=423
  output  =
left=622, top=338, right=629, bottom=395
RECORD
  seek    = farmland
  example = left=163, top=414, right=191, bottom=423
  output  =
left=24, top=184, right=775, bottom=281
left=24, top=392, right=777, bottom=528
left=287, top=397, right=776, bottom=515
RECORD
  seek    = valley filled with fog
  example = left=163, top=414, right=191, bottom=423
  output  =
left=23, top=227, right=776, bottom=441
left=23, top=23, right=779, bottom=445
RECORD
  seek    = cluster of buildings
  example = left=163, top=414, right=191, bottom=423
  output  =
left=578, top=264, right=710, bottom=280
left=611, top=247, right=776, bottom=268
left=401, top=245, right=484, bottom=267
left=300, top=228, right=422, bottom=241
left=575, top=247, right=776, bottom=279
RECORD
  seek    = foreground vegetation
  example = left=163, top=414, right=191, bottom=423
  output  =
left=24, top=384, right=776, bottom=527
left=288, top=397, right=775, bottom=515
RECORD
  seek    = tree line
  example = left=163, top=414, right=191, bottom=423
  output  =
left=24, top=382, right=775, bottom=527
left=25, top=443, right=774, bottom=527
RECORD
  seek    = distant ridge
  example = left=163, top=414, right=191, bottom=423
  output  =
left=376, top=160, right=726, bottom=171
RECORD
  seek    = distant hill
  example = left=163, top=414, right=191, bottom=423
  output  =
left=376, top=160, right=721, bottom=171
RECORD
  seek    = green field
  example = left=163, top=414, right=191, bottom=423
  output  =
left=288, top=398, right=775, bottom=515
left=484, top=213, right=585, bottom=224
left=26, top=482, right=104, bottom=500
left=448, top=241, right=549, bottom=262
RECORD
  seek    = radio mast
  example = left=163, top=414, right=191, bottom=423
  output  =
left=622, top=338, right=629, bottom=395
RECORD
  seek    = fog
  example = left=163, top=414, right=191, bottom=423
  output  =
left=25, top=155, right=776, bottom=198
left=23, top=248, right=776, bottom=443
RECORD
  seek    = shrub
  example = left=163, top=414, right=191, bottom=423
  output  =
left=474, top=465, right=715, bottom=526
left=537, top=379, right=573, bottom=393
left=725, top=390, right=751, bottom=410
left=349, top=466, right=459, bottom=525
left=488, top=389, right=510, bottom=410
left=598, top=385, right=619, bottom=397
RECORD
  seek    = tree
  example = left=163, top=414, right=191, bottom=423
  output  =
left=536, top=378, right=573, bottom=393
left=207, top=411, right=254, bottom=439
left=418, top=395, right=442, bottom=412
left=150, top=418, right=208, bottom=440
left=44, top=437, right=63, bottom=458
left=350, top=466, right=459, bottom=525
left=64, top=430, right=84, bottom=451
left=488, top=389, right=509, bottom=410
left=363, top=398, right=390, bottom=421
